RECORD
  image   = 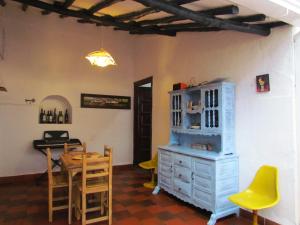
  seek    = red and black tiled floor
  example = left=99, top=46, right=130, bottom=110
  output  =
left=0, top=167, right=252, bottom=225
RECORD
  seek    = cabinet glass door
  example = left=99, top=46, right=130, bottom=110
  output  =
left=202, top=87, right=220, bottom=132
left=171, top=93, right=182, bottom=128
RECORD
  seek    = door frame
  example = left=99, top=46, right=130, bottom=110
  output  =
left=133, top=76, right=153, bottom=164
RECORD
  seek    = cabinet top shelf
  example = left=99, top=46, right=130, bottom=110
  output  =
left=171, top=127, right=221, bottom=136
left=169, top=81, right=234, bottom=94
left=159, top=144, right=237, bottom=160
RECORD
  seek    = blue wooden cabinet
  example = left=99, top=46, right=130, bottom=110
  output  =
left=154, top=82, right=239, bottom=225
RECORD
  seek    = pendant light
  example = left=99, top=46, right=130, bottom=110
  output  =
left=85, top=26, right=116, bottom=68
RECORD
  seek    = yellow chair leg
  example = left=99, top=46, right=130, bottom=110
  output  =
left=253, top=210, right=258, bottom=225
left=143, top=169, right=156, bottom=189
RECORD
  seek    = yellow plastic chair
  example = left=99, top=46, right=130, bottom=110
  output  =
left=228, top=165, right=280, bottom=225
left=139, top=153, right=158, bottom=189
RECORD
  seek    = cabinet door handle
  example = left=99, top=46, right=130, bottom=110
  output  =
left=179, top=160, right=182, bottom=164
left=178, top=187, right=181, bottom=191
left=179, top=174, right=182, bottom=178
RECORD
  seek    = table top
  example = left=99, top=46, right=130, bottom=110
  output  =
left=60, top=152, right=102, bottom=170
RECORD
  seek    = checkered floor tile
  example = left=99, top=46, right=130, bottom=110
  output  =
left=0, top=167, right=252, bottom=225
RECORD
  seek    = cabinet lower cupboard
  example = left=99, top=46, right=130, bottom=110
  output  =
left=156, top=147, right=239, bottom=225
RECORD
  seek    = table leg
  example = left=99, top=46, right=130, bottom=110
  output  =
left=68, top=172, right=73, bottom=224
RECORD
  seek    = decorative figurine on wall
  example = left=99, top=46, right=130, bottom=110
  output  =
left=256, top=74, right=270, bottom=92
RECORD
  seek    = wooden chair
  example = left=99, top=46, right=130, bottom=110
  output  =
left=64, top=142, right=87, bottom=154
left=47, top=148, right=69, bottom=222
left=75, top=146, right=113, bottom=225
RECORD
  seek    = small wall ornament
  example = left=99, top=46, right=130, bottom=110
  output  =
left=256, top=74, right=270, bottom=92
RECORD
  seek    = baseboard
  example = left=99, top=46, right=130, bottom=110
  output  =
left=240, top=209, right=280, bottom=225
left=0, top=173, right=42, bottom=185
left=0, top=164, right=135, bottom=184
left=113, top=164, right=134, bottom=173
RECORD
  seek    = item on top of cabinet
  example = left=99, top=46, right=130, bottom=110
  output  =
left=187, top=77, right=197, bottom=88
left=191, top=143, right=212, bottom=151
left=173, top=82, right=187, bottom=91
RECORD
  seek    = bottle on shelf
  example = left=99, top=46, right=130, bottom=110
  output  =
left=53, top=108, right=57, bottom=124
left=46, top=111, right=50, bottom=123
left=39, top=108, right=44, bottom=124
left=58, top=111, right=63, bottom=124
left=49, top=110, right=53, bottom=123
left=64, top=109, right=69, bottom=124
left=42, top=110, right=47, bottom=123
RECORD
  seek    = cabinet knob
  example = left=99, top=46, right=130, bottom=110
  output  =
left=178, top=188, right=181, bottom=191
left=179, top=160, right=182, bottom=164
left=179, top=174, right=182, bottom=177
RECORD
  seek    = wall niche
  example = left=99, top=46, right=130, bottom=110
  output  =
left=39, top=95, right=72, bottom=124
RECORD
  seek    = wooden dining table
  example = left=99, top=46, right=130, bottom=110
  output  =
left=60, top=151, right=102, bottom=224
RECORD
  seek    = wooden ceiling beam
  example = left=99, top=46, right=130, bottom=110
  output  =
left=154, top=14, right=268, bottom=31
left=11, top=0, right=174, bottom=36
left=131, top=27, right=222, bottom=34
left=87, top=0, right=124, bottom=14
left=61, top=0, right=75, bottom=8
left=138, top=5, right=239, bottom=26
left=259, top=21, right=288, bottom=28
left=230, top=14, right=266, bottom=23
left=0, top=0, right=6, bottom=7
left=115, top=0, right=197, bottom=22
left=135, top=0, right=270, bottom=36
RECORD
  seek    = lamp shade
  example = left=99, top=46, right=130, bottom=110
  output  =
left=85, top=48, right=116, bottom=68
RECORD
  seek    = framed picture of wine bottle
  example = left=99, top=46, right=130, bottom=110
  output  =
left=81, top=93, right=131, bottom=109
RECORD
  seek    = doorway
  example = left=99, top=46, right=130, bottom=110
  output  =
left=133, top=77, right=153, bottom=164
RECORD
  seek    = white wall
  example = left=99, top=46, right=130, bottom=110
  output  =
left=133, top=28, right=297, bottom=225
left=294, top=31, right=300, bottom=225
left=0, top=3, right=135, bottom=176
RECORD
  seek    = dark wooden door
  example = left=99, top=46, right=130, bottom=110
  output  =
left=134, top=80, right=152, bottom=164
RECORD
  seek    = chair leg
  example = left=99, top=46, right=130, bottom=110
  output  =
left=82, top=194, right=86, bottom=225
left=100, top=192, right=104, bottom=215
left=109, top=189, right=112, bottom=225
left=75, top=188, right=81, bottom=221
left=48, top=188, right=53, bottom=222
left=253, top=210, right=258, bottom=225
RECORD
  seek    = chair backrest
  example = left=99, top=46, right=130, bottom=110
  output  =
left=82, top=146, right=112, bottom=192
left=248, top=165, right=280, bottom=202
left=47, top=148, right=53, bottom=186
left=64, top=142, right=86, bottom=154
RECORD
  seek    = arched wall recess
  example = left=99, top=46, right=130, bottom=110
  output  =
left=39, top=95, right=72, bottom=124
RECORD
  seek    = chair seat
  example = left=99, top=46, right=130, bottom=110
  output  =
left=139, top=160, right=155, bottom=170
left=53, top=174, right=68, bottom=188
left=229, top=189, right=279, bottom=210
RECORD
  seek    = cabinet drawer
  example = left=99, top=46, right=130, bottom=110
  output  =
left=174, top=178, right=192, bottom=197
left=174, top=154, right=191, bottom=168
left=193, top=175, right=213, bottom=193
left=160, top=151, right=172, bottom=166
left=174, top=166, right=192, bottom=183
left=193, top=188, right=213, bottom=210
left=159, top=164, right=172, bottom=178
left=216, top=177, right=237, bottom=194
left=217, top=161, right=237, bottom=179
left=193, top=159, right=214, bottom=179
left=159, top=174, right=172, bottom=187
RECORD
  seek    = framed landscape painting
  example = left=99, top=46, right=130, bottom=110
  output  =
left=81, top=93, right=131, bottom=109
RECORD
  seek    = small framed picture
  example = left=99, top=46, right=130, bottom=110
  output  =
left=256, top=74, right=270, bottom=92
